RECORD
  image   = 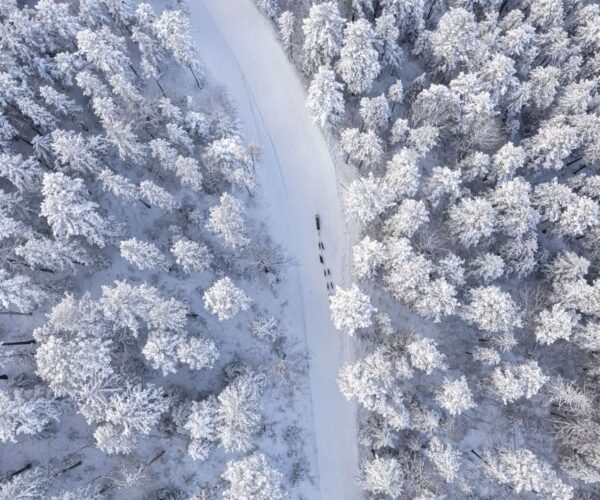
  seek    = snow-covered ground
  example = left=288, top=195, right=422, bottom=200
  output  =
left=190, top=1, right=361, bottom=498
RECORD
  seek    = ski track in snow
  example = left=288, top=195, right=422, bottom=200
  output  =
left=189, top=1, right=361, bottom=498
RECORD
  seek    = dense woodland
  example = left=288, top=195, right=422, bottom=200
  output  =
left=259, top=0, right=600, bottom=497
left=0, top=1, right=311, bottom=498
left=2, top=0, right=600, bottom=497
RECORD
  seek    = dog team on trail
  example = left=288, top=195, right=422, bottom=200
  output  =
left=316, top=215, right=334, bottom=291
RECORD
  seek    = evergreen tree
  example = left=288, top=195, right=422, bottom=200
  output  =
left=461, top=286, right=522, bottom=335
left=98, top=383, right=168, bottom=454
left=154, top=9, right=203, bottom=86
left=484, top=448, right=572, bottom=497
left=171, top=238, right=212, bottom=274
left=352, top=236, right=386, bottom=279
left=359, top=94, right=390, bottom=131
left=383, top=148, right=420, bottom=198
left=374, top=11, right=404, bottom=73
left=120, top=238, right=169, bottom=271
left=16, top=237, right=90, bottom=272
left=435, top=376, right=475, bottom=416
left=421, top=8, right=483, bottom=73
left=203, top=277, right=252, bottom=321
left=362, top=456, right=404, bottom=499
left=406, top=336, right=446, bottom=374
left=99, top=169, right=140, bottom=204
left=448, top=197, right=496, bottom=248
left=185, top=396, right=220, bottom=461
left=0, top=388, right=60, bottom=443
left=307, top=66, right=345, bottom=129
left=278, top=11, right=295, bottom=56
left=489, top=361, right=547, bottom=403
left=329, top=284, right=376, bottom=335
left=76, top=27, right=131, bottom=76
left=0, top=153, right=42, bottom=191
left=345, top=173, right=395, bottom=227
left=255, top=0, right=279, bottom=20
left=206, top=193, right=249, bottom=249
left=222, top=452, right=287, bottom=500
left=139, top=180, right=180, bottom=211
left=425, top=436, right=461, bottom=484
left=337, top=19, right=380, bottom=94
left=301, top=1, right=344, bottom=75
left=218, top=373, right=262, bottom=453
left=41, top=172, right=116, bottom=247
left=0, top=270, right=47, bottom=313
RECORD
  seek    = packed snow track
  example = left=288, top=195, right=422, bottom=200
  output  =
left=190, top=1, right=361, bottom=498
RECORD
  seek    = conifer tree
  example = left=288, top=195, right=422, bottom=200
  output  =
left=302, top=1, right=344, bottom=75
left=307, top=66, right=345, bottom=129
left=329, top=284, right=376, bottom=335
left=337, top=19, right=380, bottom=94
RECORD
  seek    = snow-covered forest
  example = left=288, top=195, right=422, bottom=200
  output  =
left=0, top=0, right=322, bottom=498
left=258, top=0, right=600, bottom=497
left=2, top=0, right=600, bottom=498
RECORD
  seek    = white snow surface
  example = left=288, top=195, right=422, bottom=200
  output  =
left=190, top=1, right=361, bottom=498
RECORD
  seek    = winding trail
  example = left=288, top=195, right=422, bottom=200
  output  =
left=189, top=1, right=361, bottom=498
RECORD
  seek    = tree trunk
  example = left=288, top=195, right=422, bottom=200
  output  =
left=2, top=339, right=36, bottom=346
left=57, top=461, right=83, bottom=475
left=0, top=311, right=32, bottom=316
left=128, top=64, right=140, bottom=80
left=18, top=136, right=33, bottom=147
left=189, top=66, right=201, bottom=88
left=146, top=450, right=166, bottom=467
left=427, top=0, right=438, bottom=21
left=8, top=463, right=32, bottom=479
left=155, top=78, right=167, bottom=98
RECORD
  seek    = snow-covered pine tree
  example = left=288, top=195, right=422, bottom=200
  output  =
left=0, top=270, right=47, bottom=314
left=301, top=1, right=344, bottom=75
left=362, top=456, right=404, bottom=499
left=359, top=94, right=390, bottom=131
left=0, top=388, right=60, bottom=443
left=337, top=19, right=380, bottom=95
left=185, top=396, right=220, bottom=461
left=374, top=11, right=403, bottom=74
left=41, top=172, right=117, bottom=247
left=218, top=373, right=262, bottom=453
left=435, top=376, right=475, bottom=416
left=16, top=237, right=90, bottom=272
left=154, top=9, right=203, bottom=86
left=171, top=238, right=212, bottom=274
left=203, top=277, right=252, bottom=321
left=329, top=284, right=376, bottom=335
left=278, top=11, right=295, bottom=56
left=222, top=452, right=287, bottom=500
left=307, top=66, right=345, bottom=129
left=120, top=238, right=169, bottom=271
left=206, top=193, right=249, bottom=249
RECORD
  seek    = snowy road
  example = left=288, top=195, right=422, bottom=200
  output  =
left=190, top=1, right=361, bottom=498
